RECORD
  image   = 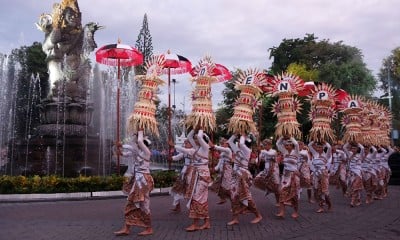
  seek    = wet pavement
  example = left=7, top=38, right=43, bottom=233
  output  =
left=0, top=186, right=399, bottom=240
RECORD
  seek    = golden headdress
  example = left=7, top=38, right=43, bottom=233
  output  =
left=185, top=56, right=218, bottom=132
left=127, top=55, right=165, bottom=136
left=227, top=68, right=264, bottom=134
left=263, top=72, right=304, bottom=139
left=338, top=95, right=364, bottom=143
left=307, top=83, right=337, bottom=143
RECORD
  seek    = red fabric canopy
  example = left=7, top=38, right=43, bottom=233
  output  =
left=95, top=43, right=143, bottom=67
left=190, top=63, right=231, bottom=82
left=161, top=53, right=192, bottom=75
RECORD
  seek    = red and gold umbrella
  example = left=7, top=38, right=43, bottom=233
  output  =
left=159, top=50, right=192, bottom=169
left=95, top=41, right=143, bottom=175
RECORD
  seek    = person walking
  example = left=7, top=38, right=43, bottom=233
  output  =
left=254, top=138, right=280, bottom=206
left=308, top=141, right=332, bottom=213
left=343, top=142, right=364, bottom=207
left=275, top=136, right=301, bottom=219
left=114, top=130, right=154, bottom=236
left=169, top=139, right=194, bottom=212
left=172, top=128, right=212, bottom=231
left=210, top=137, right=233, bottom=205
left=227, top=133, right=263, bottom=226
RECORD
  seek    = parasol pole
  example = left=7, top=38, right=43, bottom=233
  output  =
left=168, top=66, right=172, bottom=169
left=116, top=58, right=121, bottom=175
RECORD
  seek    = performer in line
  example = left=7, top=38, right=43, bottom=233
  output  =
left=254, top=138, right=280, bottom=206
left=329, top=142, right=348, bottom=195
left=309, top=141, right=332, bottom=213
left=114, top=130, right=154, bottom=236
left=275, top=136, right=300, bottom=219
left=297, top=141, right=314, bottom=203
left=209, top=137, right=233, bottom=205
left=227, top=133, right=263, bottom=226
left=376, top=145, right=395, bottom=198
left=172, top=128, right=212, bottom=231
left=361, top=145, right=378, bottom=204
left=343, top=142, right=364, bottom=207
left=169, top=139, right=194, bottom=212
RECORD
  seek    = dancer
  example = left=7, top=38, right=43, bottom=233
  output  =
left=377, top=145, right=395, bottom=198
left=254, top=138, right=280, bottom=206
left=114, top=130, right=154, bottom=236
left=343, top=142, right=364, bottom=207
left=173, top=128, right=211, bottom=231
left=169, top=139, right=194, bottom=212
left=297, top=141, right=314, bottom=203
left=275, top=136, right=300, bottom=219
left=309, top=141, right=332, bottom=213
left=227, top=133, right=263, bottom=225
left=361, top=145, right=378, bottom=204
left=210, top=137, right=233, bottom=205
left=329, top=143, right=348, bottom=195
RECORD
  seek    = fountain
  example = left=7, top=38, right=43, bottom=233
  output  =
left=3, top=0, right=114, bottom=177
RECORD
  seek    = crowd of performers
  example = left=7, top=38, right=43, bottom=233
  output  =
left=112, top=126, right=396, bottom=236
left=110, top=55, right=396, bottom=236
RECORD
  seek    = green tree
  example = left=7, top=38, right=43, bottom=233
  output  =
left=287, top=63, right=319, bottom=82
left=378, top=47, right=400, bottom=129
left=10, top=42, right=48, bottom=139
left=269, top=34, right=376, bottom=96
left=135, top=13, right=154, bottom=75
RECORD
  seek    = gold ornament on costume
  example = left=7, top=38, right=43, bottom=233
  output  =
left=227, top=68, right=264, bottom=134
left=127, top=55, right=165, bottom=136
left=263, top=72, right=304, bottom=139
left=186, top=56, right=218, bottom=132
left=308, top=83, right=337, bottom=143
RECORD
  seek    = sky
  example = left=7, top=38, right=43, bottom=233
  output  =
left=0, top=0, right=399, bottom=108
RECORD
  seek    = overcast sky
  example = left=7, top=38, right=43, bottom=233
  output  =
left=1, top=0, right=399, bottom=107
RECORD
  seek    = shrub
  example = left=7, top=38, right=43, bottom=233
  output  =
left=0, top=170, right=178, bottom=194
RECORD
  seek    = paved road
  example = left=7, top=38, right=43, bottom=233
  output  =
left=0, top=186, right=399, bottom=240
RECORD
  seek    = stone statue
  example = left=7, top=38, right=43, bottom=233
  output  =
left=36, top=0, right=103, bottom=100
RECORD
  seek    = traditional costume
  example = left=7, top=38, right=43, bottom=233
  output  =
left=115, top=131, right=154, bottom=236
left=114, top=55, right=165, bottom=237
left=308, top=141, right=332, bottom=212
left=276, top=136, right=301, bottom=218
left=169, top=139, right=194, bottom=211
left=254, top=139, right=280, bottom=204
left=210, top=138, right=233, bottom=204
left=343, top=142, right=364, bottom=207
left=225, top=69, right=264, bottom=225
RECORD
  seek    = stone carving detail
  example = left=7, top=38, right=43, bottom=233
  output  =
left=36, top=0, right=103, bottom=100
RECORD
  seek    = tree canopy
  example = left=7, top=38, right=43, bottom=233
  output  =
left=378, top=47, right=400, bottom=129
left=269, top=33, right=376, bottom=96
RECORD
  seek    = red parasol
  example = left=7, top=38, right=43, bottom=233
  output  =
left=334, top=88, right=349, bottom=109
left=213, top=63, right=232, bottom=82
left=298, top=81, right=316, bottom=97
left=189, top=63, right=232, bottom=82
left=160, top=50, right=192, bottom=169
left=162, top=52, right=192, bottom=75
left=95, top=41, right=143, bottom=175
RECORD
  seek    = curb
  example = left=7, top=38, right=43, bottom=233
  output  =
left=0, top=187, right=171, bottom=203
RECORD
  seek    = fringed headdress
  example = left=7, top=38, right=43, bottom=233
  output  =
left=377, top=104, right=392, bottom=146
left=263, top=72, right=304, bottom=139
left=185, top=56, right=218, bottom=132
left=307, top=83, right=337, bottom=143
left=127, top=55, right=165, bottom=136
left=338, top=95, right=364, bottom=143
left=227, top=68, right=264, bottom=134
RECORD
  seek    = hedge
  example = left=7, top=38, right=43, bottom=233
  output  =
left=0, top=170, right=178, bottom=194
